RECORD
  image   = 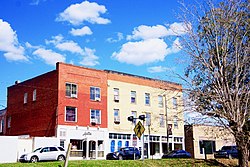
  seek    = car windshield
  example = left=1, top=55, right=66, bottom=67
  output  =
left=166, top=150, right=177, bottom=155
left=33, top=148, right=41, bottom=152
left=221, top=146, right=233, bottom=150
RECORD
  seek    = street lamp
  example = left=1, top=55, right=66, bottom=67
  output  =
left=127, top=114, right=145, bottom=160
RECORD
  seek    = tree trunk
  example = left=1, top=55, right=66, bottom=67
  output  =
left=236, top=135, right=249, bottom=167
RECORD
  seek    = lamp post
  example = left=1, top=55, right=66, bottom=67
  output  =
left=127, top=115, right=145, bottom=160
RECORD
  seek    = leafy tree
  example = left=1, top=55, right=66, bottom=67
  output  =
left=179, top=0, right=249, bottom=166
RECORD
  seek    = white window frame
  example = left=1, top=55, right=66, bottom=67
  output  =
left=0, top=119, right=3, bottom=133
left=146, top=113, right=151, bottom=126
left=24, top=93, right=28, bottom=104
left=173, top=116, right=178, bottom=129
left=131, top=91, right=136, bottom=104
left=7, top=117, right=11, bottom=128
left=33, top=89, right=36, bottom=101
left=90, top=109, right=101, bottom=124
left=65, top=106, right=77, bottom=122
left=159, top=114, right=165, bottom=127
left=158, top=95, right=163, bottom=108
left=131, top=111, right=137, bottom=124
left=65, top=83, right=78, bottom=98
left=114, top=109, right=120, bottom=123
left=173, top=97, right=177, bottom=109
left=114, top=88, right=119, bottom=102
left=90, top=87, right=101, bottom=101
left=145, top=93, right=150, bottom=106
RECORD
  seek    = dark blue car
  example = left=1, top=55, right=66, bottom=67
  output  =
left=162, top=150, right=191, bottom=158
left=106, top=147, right=141, bottom=160
left=214, top=146, right=238, bottom=159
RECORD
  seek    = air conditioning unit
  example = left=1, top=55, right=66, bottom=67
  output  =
left=114, top=96, right=119, bottom=101
left=95, top=97, right=101, bottom=101
left=114, top=117, right=120, bottom=124
left=91, top=119, right=97, bottom=124
left=71, top=94, right=77, bottom=98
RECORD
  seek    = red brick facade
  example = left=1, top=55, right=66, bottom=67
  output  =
left=6, top=62, right=108, bottom=137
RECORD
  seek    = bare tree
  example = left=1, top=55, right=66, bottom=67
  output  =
left=179, top=0, right=250, bottom=166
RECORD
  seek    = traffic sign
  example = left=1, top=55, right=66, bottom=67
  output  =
left=133, top=121, right=145, bottom=139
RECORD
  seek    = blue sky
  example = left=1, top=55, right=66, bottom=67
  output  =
left=0, top=0, right=191, bottom=108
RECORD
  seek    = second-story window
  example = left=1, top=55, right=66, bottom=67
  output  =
left=160, top=114, right=165, bottom=127
left=66, top=83, right=77, bottom=98
left=145, top=93, right=150, bottom=105
left=114, top=109, right=120, bottom=124
left=146, top=113, right=151, bottom=126
left=173, top=116, right=178, bottom=129
left=24, top=93, right=28, bottom=104
left=158, top=95, right=163, bottom=108
left=114, top=88, right=119, bottom=102
left=173, top=97, right=177, bottom=109
left=90, top=87, right=101, bottom=101
left=65, top=106, right=77, bottom=122
left=131, top=111, right=137, bottom=125
left=90, top=109, right=101, bottom=124
left=131, top=91, right=136, bottom=104
left=7, top=116, right=11, bottom=128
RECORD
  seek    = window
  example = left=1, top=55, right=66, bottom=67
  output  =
left=146, top=113, right=151, bottom=126
left=90, top=87, right=101, bottom=101
left=110, top=140, right=115, bottom=152
left=90, top=109, right=101, bottom=124
left=33, top=89, right=36, bottom=101
left=199, top=140, right=216, bottom=154
left=145, top=93, right=150, bottom=105
left=65, top=106, right=77, bottom=122
left=125, top=141, right=129, bottom=147
left=158, top=95, right=163, bottom=107
left=24, top=93, right=27, bottom=104
left=131, top=111, right=137, bottom=124
left=131, top=91, right=136, bottom=103
left=60, top=140, right=65, bottom=148
left=173, top=116, right=178, bottom=129
left=66, top=83, right=77, bottom=98
left=159, top=114, right=165, bottom=127
left=114, top=109, right=120, bottom=123
left=173, top=97, right=177, bottom=109
left=0, top=119, right=3, bottom=133
left=49, top=147, right=58, bottom=152
left=114, top=88, right=119, bottom=102
left=7, top=117, right=11, bottom=128
left=118, top=141, right=122, bottom=150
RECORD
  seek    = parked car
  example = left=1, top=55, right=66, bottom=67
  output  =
left=19, top=146, right=66, bottom=163
left=162, top=150, right=191, bottom=158
left=106, top=147, right=141, bottom=160
left=214, top=146, right=238, bottom=159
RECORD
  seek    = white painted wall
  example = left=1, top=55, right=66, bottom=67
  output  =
left=0, top=136, right=18, bottom=163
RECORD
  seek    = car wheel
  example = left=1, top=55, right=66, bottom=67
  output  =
left=57, top=155, right=65, bottom=161
left=228, top=154, right=232, bottom=159
left=30, top=156, right=38, bottom=163
left=118, top=155, right=123, bottom=160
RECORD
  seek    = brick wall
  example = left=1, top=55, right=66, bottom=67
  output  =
left=6, top=70, right=58, bottom=137
left=57, top=63, right=108, bottom=128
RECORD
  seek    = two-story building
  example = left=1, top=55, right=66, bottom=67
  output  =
left=6, top=62, right=185, bottom=159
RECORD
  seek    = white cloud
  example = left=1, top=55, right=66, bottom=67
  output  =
left=112, top=39, right=167, bottom=66
left=30, top=0, right=47, bottom=5
left=106, top=32, right=124, bottom=43
left=70, top=26, right=93, bottom=36
left=127, top=25, right=168, bottom=40
left=165, top=38, right=181, bottom=55
left=0, top=19, right=28, bottom=61
left=56, top=1, right=110, bottom=25
left=127, top=22, right=189, bottom=40
left=80, top=47, right=99, bottom=66
left=45, top=34, right=63, bottom=45
left=56, top=41, right=84, bottom=54
left=33, top=48, right=65, bottom=66
left=147, top=66, right=175, bottom=73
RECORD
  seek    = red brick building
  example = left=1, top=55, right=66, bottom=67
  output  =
left=6, top=62, right=108, bottom=137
